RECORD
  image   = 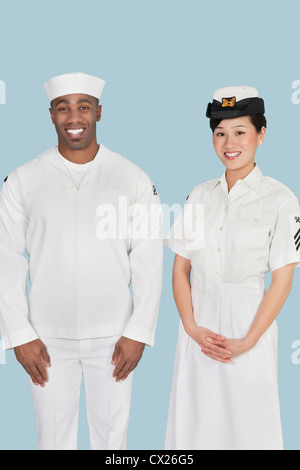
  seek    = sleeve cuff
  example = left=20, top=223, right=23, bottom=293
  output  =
left=122, top=323, right=156, bottom=347
left=1, top=325, right=39, bottom=350
left=163, top=238, right=191, bottom=260
left=269, top=253, right=300, bottom=272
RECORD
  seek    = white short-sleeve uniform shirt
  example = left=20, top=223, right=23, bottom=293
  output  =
left=164, top=164, right=300, bottom=450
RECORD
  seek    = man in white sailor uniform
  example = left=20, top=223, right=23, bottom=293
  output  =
left=0, top=72, right=163, bottom=450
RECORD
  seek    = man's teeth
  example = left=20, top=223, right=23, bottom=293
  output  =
left=66, top=128, right=84, bottom=135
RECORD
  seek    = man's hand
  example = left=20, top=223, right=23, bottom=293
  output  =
left=111, top=337, right=145, bottom=382
left=14, top=339, right=51, bottom=387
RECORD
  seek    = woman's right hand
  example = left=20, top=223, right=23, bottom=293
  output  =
left=185, top=323, right=232, bottom=363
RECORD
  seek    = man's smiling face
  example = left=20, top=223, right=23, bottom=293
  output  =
left=50, top=93, right=101, bottom=152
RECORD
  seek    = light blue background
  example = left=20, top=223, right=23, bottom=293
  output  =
left=1, top=0, right=300, bottom=450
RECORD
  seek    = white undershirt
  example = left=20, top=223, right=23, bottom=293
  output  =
left=59, top=154, right=94, bottom=187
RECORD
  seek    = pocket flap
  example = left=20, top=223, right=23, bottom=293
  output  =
left=237, top=209, right=275, bottom=226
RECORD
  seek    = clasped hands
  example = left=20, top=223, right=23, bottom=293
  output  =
left=186, top=324, right=253, bottom=363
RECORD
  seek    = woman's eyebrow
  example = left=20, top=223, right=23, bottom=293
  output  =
left=215, top=125, right=247, bottom=130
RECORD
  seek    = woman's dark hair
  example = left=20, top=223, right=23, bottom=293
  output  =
left=209, top=114, right=267, bottom=133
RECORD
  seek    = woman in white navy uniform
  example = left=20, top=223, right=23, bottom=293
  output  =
left=164, top=86, right=300, bottom=450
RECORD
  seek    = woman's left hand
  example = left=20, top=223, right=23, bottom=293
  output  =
left=201, top=337, right=253, bottom=363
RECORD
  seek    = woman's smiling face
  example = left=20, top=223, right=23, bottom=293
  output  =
left=212, top=116, right=266, bottom=173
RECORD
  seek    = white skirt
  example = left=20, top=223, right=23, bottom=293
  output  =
left=164, top=278, right=283, bottom=450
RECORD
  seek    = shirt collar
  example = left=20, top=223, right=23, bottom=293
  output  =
left=211, top=163, right=263, bottom=193
left=41, top=144, right=113, bottom=174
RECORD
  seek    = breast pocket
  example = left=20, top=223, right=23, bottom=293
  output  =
left=234, top=209, right=275, bottom=255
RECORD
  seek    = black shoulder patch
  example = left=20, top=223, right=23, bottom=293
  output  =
left=186, top=194, right=189, bottom=200
left=152, top=184, right=158, bottom=196
left=4, top=176, right=8, bottom=182
left=294, top=227, right=300, bottom=251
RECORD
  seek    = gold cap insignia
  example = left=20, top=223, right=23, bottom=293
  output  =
left=222, top=96, right=236, bottom=108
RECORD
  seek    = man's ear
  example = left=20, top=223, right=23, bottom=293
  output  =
left=96, top=104, right=102, bottom=122
left=49, top=107, right=55, bottom=125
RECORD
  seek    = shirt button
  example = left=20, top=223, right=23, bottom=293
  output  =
left=219, top=226, right=224, bottom=231
left=216, top=270, right=221, bottom=275
left=217, top=248, right=222, bottom=253
left=254, top=218, right=259, bottom=223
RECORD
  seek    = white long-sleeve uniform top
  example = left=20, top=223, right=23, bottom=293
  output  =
left=0, top=144, right=163, bottom=349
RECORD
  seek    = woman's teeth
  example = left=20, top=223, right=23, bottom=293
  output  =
left=224, top=152, right=241, bottom=159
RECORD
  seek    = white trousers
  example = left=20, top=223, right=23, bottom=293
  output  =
left=29, top=336, right=133, bottom=450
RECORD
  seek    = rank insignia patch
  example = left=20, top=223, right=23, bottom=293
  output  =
left=294, top=227, right=300, bottom=251
left=293, top=216, right=300, bottom=251
left=152, top=184, right=158, bottom=196
left=222, top=96, right=236, bottom=108
left=3, top=176, right=8, bottom=182
left=290, top=215, right=300, bottom=251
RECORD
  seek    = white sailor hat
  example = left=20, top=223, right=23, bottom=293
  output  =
left=43, top=72, right=105, bottom=103
left=206, top=86, right=264, bottom=119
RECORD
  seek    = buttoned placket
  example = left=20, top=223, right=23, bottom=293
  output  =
left=212, top=178, right=229, bottom=281
left=215, top=203, right=228, bottom=281
left=214, top=180, right=245, bottom=282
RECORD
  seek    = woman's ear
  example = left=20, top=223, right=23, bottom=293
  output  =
left=258, top=126, right=266, bottom=145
